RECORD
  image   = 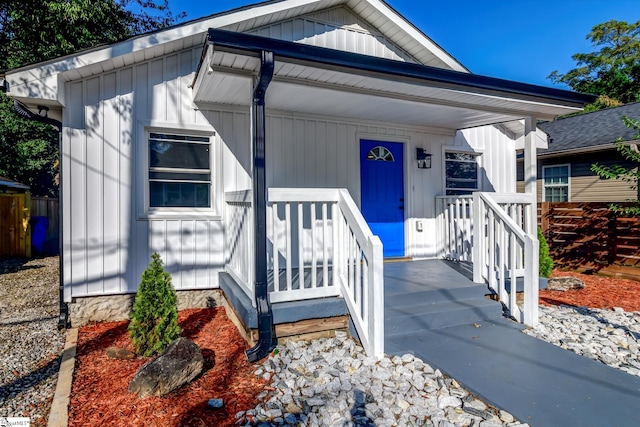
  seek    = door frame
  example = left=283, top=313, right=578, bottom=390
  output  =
left=358, top=135, right=409, bottom=258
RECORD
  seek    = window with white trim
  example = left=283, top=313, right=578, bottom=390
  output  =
left=445, top=151, right=480, bottom=195
left=148, top=132, right=212, bottom=208
left=542, top=164, right=570, bottom=202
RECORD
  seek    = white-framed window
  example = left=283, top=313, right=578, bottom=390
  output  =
left=542, top=164, right=570, bottom=202
left=148, top=132, right=213, bottom=208
left=445, top=151, right=480, bottom=195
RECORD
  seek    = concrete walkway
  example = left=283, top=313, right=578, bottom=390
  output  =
left=384, top=260, right=640, bottom=427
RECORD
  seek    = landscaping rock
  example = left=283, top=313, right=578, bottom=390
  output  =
left=128, top=337, right=204, bottom=397
left=207, top=398, right=224, bottom=409
left=106, top=347, right=135, bottom=360
left=546, top=276, right=585, bottom=291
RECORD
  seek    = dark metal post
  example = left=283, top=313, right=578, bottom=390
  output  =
left=245, top=50, right=276, bottom=363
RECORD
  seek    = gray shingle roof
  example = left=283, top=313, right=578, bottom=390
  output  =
left=539, top=102, right=640, bottom=154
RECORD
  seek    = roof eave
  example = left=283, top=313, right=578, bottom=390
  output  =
left=203, top=28, right=596, bottom=109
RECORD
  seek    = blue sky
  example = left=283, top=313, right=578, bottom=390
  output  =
left=170, top=0, right=640, bottom=89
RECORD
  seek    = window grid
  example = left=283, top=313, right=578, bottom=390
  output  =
left=148, top=132, right=212, bottom=208
left=542, top=165, right=570, bottom=202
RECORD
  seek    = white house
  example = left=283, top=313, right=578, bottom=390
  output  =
left=3, top=0, right=592, bottom=358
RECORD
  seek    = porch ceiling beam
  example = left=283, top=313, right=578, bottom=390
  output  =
left=204, top=28, right=595, bottom=109
left=270, top=75, right=550, bottom=123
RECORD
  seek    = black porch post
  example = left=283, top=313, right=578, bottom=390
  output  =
left=245, top=50, right=276, bottom=362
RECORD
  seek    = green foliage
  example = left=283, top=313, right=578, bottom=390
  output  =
left=549, top=20, right=640, bottom=110
left=0, top=0, right=185, bottom=70
left=0, top=0, right=184, bottom=196
left=538, top=227, right=554, bottom=278
left=128, top=253, right=182, bottom=357
left=591, top=115, right=640, bottom=216
left=0, top=93, right=59, bottom=196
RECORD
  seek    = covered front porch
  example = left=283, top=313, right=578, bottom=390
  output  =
left=193, top=29, right=592, bottom=358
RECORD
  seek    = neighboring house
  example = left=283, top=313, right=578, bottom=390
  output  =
left=517, top=102, right=640, bottom=202
left=2, top=0, right=592, bottom=357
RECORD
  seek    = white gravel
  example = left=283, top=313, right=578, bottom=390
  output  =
left=0, top=257, right=66, bottom=425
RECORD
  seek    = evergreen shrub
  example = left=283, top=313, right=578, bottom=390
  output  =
left=538, top=227, right=554, bottom=278
left=128, top=253, right=182, bottom=356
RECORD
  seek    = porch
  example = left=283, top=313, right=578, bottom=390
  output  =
left=224, top=188, right=541, bottom=358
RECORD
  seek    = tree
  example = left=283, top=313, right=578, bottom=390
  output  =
left=0, top=1, right=185, bottom=196
left=129, top=253, right=182, bottom=357
left=549, top=20, right=640, bottom=110
left=591, top=116, right=640, bottom=216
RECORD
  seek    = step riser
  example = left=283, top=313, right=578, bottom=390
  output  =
left=386, top=286, right=489, bottom=306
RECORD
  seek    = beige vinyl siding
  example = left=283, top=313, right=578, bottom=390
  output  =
left=516, top=150, right=639, bottom=202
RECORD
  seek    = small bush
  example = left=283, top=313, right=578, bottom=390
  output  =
left=538, top=227, right=554, bottom=278
left=128, top=253, right=182, bottom=356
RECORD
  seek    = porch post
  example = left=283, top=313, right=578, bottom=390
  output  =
left=523, top=116, right=537, bottom=235
left=523, top=116, right=539, bottom=326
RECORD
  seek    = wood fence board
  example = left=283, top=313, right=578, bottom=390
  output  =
left=540, top=202, right=640, bottom=280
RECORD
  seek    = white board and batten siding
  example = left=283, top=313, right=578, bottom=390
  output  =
left=455, top=126, right=518, bottom=194
left=62, top=46, right=253, bottom=300
left=247, top=6, right=417, bottom=63
left=267, top=112, right=457, bottom=259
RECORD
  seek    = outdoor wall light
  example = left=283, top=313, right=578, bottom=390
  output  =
left=416, top=148, right=431, bottom=169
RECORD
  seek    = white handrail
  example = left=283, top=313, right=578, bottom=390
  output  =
left=267, top=188, right=384, bottom=358
left=472, top=192, right=539, bottom=326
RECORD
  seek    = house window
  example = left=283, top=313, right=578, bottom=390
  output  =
left=543, top=165, right=570, bottom=202
left=148, top=132, right=212, bottom=208
left=445, top=152, right=479, bottom=195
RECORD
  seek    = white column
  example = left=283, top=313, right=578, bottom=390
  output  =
left=523, top=116, right=537, bottom=235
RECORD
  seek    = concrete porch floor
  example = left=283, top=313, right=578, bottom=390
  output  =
left=384, top=259, right=640, bottom=426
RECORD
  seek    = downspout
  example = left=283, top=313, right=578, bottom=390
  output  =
left=245, top=50, right=277, bottom=363
left=10, top=96, right=68, bottom=330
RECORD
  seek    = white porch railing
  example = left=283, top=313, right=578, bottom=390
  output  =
left=224, top=190, right=255, bottom=302
left=436, top=196, right=474, bottom=262
left=225, top=188, right=384, bottom=357
left=472, top=193, right=539, bottom=326
left=268, top=188, right=384, bottom=358
left=437, top=193, right=539, bottom=326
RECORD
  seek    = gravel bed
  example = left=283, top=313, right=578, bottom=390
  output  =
left=524, top=304, right=640, bottom=376
left=0, top=257, right=66, bottom=426
left=237, top=333, right=528, bottom=427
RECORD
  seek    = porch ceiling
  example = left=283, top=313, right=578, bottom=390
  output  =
left=193, top=30, right=593, bottom=130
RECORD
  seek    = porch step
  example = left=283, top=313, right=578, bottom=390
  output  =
left=383, top=260, right=504, bottom=335
left=385, top=297, right=503, bottom=335
left=385, top=284, right=488, bottom=306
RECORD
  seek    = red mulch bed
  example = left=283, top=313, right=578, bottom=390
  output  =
left=540, top=270, right=640, bottom=312
left=68, top=307, right=269, bottom=427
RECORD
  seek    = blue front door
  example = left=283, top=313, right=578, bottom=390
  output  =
left=360, top=140, right=405, bottom=258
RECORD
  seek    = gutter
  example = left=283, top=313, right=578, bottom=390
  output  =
left=11, top=98, right=69, bottom=330
left=204, top=28, right=595, bottom=108
left=244, top=50, right=277, bottom=363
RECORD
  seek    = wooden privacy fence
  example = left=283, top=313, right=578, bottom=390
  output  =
left=30, top=197, right=59, bottom=254
left=0, top=193, right=31, bottom=257
left=540, top=202, right=640, bottom=280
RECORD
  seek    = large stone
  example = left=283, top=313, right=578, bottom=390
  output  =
left=546, top=276, right=585, bottom=291
left=128, top=337, right=204, bottom=397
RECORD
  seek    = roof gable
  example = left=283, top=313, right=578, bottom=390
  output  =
left=539, top=103, right=640, bottom=155
left=245, top=6, right=419, bottom=63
